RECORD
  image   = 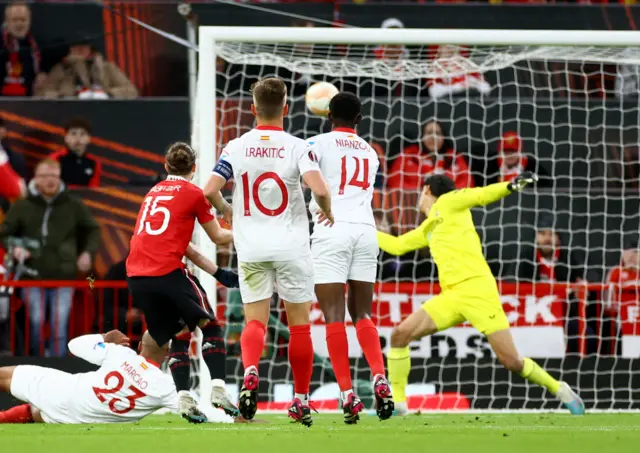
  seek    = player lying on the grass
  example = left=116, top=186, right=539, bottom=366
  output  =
left=0, top=331, right=259, bottom=424
left=378, top=174, right=585, bottom=415
left=127, top=142, right=239, bottom=424
left=307, top=92, right=393, bottom=424
left=0, top=331, right=178, bottom=424
left=203, top=77, right=333, bottom=427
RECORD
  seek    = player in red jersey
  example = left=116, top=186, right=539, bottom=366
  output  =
left=126, top=142, right=237, bottom=424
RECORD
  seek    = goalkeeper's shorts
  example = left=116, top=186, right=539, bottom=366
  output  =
left=422, top=276, right=510, bottom=336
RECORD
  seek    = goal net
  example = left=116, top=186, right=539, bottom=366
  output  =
left=194, top=27, right=640, bottom=411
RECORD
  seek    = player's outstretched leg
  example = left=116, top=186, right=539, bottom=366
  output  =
left=239, top=301, right=269, bottom=420
left=285, top=301, right=314, bottom=427
left=347, top=280, right=393, bottom=420
left=316, top=283, right=364, bottom=424
left=388, top=309, right=439, bottom=416
left=0, top=367, right=37, bottom=424
left=168, top=331, right=207, bottom=424
left=487, top=329, right=585, bottom=415
left=0, top=404, right=35, bottom=424
left=200, top=321, right=239, bottom=417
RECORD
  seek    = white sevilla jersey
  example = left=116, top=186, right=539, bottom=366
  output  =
left=307, top=128, right=379, bottom=226
left=66, top=335, right=177, bottom=423
left=213, top=126, right=320, bottom=262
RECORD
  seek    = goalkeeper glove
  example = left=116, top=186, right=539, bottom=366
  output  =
left=213, top=268, right=239, bottom=288
left=508, top=171, right=538, bottom=192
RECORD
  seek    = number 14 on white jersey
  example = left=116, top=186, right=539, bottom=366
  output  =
left=308, top=130, right=379, bottom=227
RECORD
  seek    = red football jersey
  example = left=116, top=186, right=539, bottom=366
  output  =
left=126, top=176, right=215, bottom=277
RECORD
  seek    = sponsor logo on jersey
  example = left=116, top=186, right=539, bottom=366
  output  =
left=95, top=342, right=106, bottom=349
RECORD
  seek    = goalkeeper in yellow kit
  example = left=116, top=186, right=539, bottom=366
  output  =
left=378, top=173, right=585, bottom=415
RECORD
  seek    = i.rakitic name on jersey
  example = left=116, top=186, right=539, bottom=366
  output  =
left=245, top=146, right=285, bottom=158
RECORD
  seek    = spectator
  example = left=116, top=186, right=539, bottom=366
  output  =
left=615, top=48, right=639, bottom=99
left=387, top=119, right=474, bottom=190
left=513, top=215, right=592, bottom=353
left=0, top=1, right=43, bottom=96
left=49, top=118, right=102, bottom=187
left=373, top=18, right=408, bottom=62
left=41, top=36, right=138, bottom=99
left=291, top=19, right=315, bottom=55
left=0, top=158, right=100, bottom=356
left=512, top=216, right=582, bottom=283
left=0, top=117, right=28, bottom=180
left=606, top=234, right=640, bottom=308
left=492, top=131, right=551, bottom=187
left=427, top=45, right=491, bottom=100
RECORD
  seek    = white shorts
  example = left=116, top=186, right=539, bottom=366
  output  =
left=10, top=365, right=77, bottom=424
left=238, top=255, right=314, bottom=304
left=311, top=223, right=379, bottom=284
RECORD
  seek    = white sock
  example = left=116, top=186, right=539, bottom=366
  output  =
left=341, top=389, right=354, bottom=402
left=295, top=393, right=309, bottom=405
left=244, top=365, right=257, bottom=377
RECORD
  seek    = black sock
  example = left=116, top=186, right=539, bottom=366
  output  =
left=201, top=321, right=226, bottom=381
left=168, top=335, right=190, bottom=392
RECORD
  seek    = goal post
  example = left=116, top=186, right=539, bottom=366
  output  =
left=194, top=25, right=640, bottom=411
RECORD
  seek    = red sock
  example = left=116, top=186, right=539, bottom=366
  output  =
left=288, top=324, right=313, bottom=395
left=356, top=318, right=385, bottom=377
left=0, top=404, right=33, bottom=424
left=325, top=322, right=353, bottom=391
left=241, top=320, right=266, bottom=370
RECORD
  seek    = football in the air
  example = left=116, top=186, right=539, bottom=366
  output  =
left=305, top=81, right=339, bottom=116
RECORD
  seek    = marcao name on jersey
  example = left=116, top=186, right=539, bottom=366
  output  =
left=121, top=361, right=149, bottom=390
left=245, top=146, right=285, bottom=158
left=335, top=139, right=368, bottom=150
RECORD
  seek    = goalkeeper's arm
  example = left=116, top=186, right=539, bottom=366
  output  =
left=377, top=221, right=430, bottom=256
left=444, top=172, right=538, bottom=212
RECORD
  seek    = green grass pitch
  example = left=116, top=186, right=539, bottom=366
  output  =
left=3, top=413, right=640, bottom=453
